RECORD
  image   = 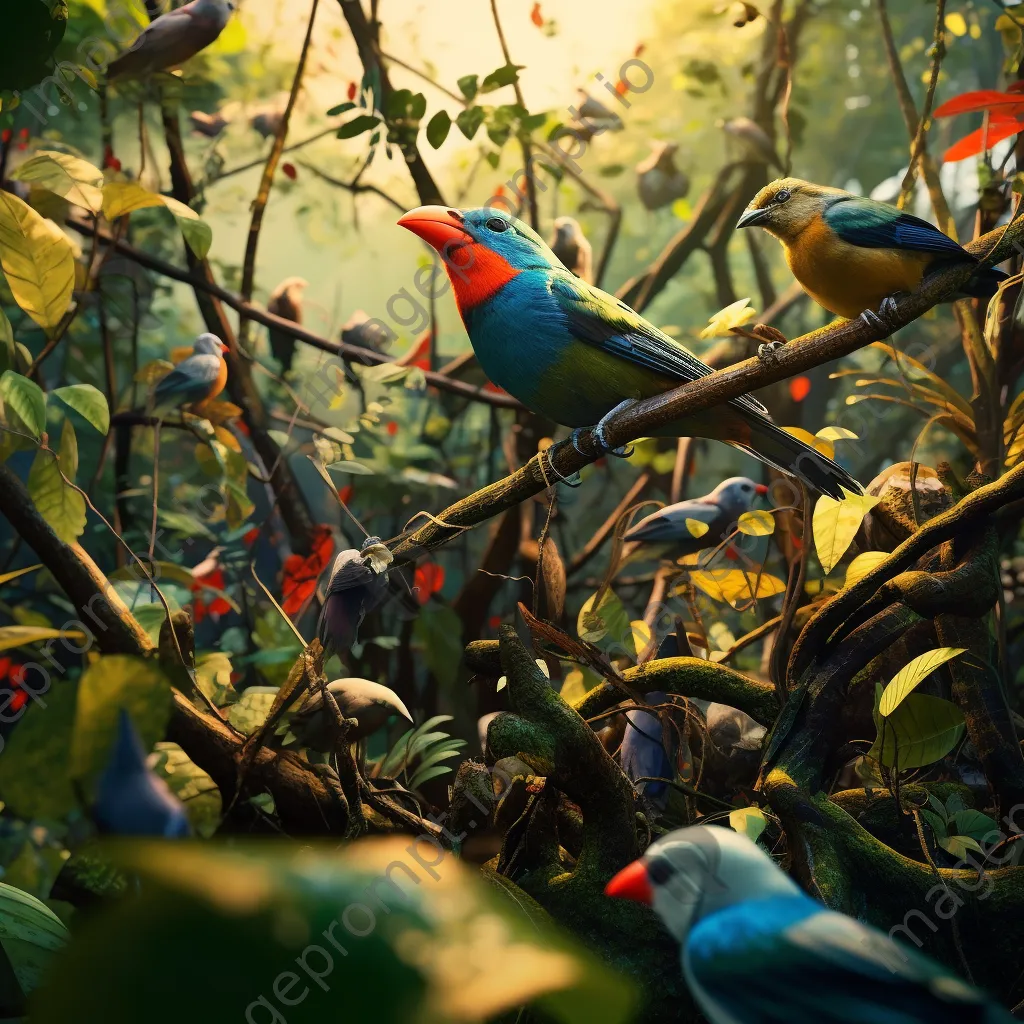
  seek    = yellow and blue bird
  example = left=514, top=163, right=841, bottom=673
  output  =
left=398, top=206, right=859, bottom=498
left=736, top=177, right=1007, bottom=323
left=151, top=332, right=228, bottom=419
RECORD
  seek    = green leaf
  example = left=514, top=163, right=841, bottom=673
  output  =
left=157, top=509, right=216, bottom=542
left=408, top=763, right=454, bottom=789
left=0, top=881, right=69, bottom=1001
left=175, top=215, right=212, bottom=259
left=194, top=652, right=235, bottom=705
left=480, top=63, right=525, bottom=93
left=57, top=416, right=77, bottom=482
left=27, top=449, right=86, bottom=544
left=729, top=806, right=768, bottom=843
left=879, top=648, right=967, bottom=717
left=920, top=809, right=947, bottom=837
left=151, top=742, right=221, bottom=838
left=0, top=370, right=46, bottom=438
left=69, top=655, right=174, bottom=789
left=11, top=151, right=104, bottom=214
left=0, top=306, right=14, bottom=373
left=413, top=606, right=462, bottom=692
left=948, top=809, right=1000, bottom=842
left=426, top=109, right=452, bottom=148
left=227, top=686, right=280, bottom=735
left=456, top=106, right=485, bottom=139
left=51, top=382, right=109, bottom=434
left=457, top=74, right=479, bottom=100
left=327, top=101, right=356, bottom=115
left=0, top=624, right=85, bottom=654
left=939, top=835, right=983, bottom=859
left=326, top=460, right=375, bottom=475
left=869, top=691, right=965, bottom=770
left=578, top=588, right=635, bottom=659
left=337, top=114, right=381, bottom=139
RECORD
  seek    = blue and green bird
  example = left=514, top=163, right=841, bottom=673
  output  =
left=399, top=205, right=859, bottom=498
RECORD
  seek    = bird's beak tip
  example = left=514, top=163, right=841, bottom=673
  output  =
left=755, top=483, right=769, bottom=496
left=736, top=207, right=769, bottom=230
left=604, top=860, right=653, bottom=905
left=398, top=205, right=470, bottom=251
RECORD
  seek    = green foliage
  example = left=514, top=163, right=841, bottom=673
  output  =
left=0, top=880, right=69, bottom=1013
left=51, top=383, right=109, bottom=435
left=869, top=683, right=966, bottom=771
left=376, top=715, right=467, bottom=790
left=0, top=371, right=46, bottom=439
left=920, top=793, right=1000, bottom=860
left=27, top=448, right=85, bottom=544
left=0, top=0, right=68, bottom=92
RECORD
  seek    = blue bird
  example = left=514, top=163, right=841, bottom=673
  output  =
left=93, top=709, right=190, bottom=838
left=151, top=333, right=228, bottom=418
left=605, top=825, right=1014, bottom=1023
left=620, top=689, right=674, bottom=808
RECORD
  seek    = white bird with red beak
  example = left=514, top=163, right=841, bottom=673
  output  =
left=605, top=825, right=1014, bottom=1023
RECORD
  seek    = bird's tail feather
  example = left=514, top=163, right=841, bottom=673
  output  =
left=957, top=265, right=1008, bottom=301
left=733, top=415, right=862, bottom=499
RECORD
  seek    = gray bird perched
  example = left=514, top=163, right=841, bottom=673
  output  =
left=549, top=216, right=593, bottom=282
left=623, top=476, right=768, bottom=563
left=341, top=309, right=396, bottom=354
left=267, top=277, right=308, bottom=375
left=551, top=90, right=624, bottom=143
left=250, top=99, right=288, bottom=139
left=290, top=678, right=413, bottom=752
left=719, top=116, right=783, bottom=170
left=107, top=0, right=236, bottom=81
left=151, top=332, right=228, bottom=418
left=317, top=536, right=393, bottom=659
left=93, top=709, right=190, bottom=837
left=636, top=141, right=690, bottom=211
left=189, top=109, right=229, bottom=136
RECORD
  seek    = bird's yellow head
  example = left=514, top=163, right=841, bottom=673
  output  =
left=737, top=177, right=845, bottom=242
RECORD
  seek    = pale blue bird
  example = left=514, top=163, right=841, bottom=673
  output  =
left=620, top=689, right=674, bottom=809
left=93, top=709, right=190, bottom=838
left=151, top=333, right=228, bottom=418
left=606, top=825, right=1015, bottom=1023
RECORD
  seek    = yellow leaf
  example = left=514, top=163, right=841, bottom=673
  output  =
left=737, top=509, right=774, bottom=536
left=729, top=806, right=767, bottom=842
left=699, top=298, right=757, bottom=339
left=630, top=620, right=652, bottom=660
left=671, top=198, right=692, bottom=220
left=782, top=425, right=833, bottom=460
left=815, top=426, right=858, bottom=443
left=685, top=518, right=709, bottom=538
left=944, top=12, right=967, bottom=36
left=12, top=151, right=104, bottom=214
left=0, top=190, right=75, bottom=332
left=707, top=621, right=735, bottom=652
left=880, top=647, right=967, bottom=718
left=689, top=568, right=786, bottom=606
left=0, top=625, right=86, bottom=653
left=844, top=550, right=888, bottom=588
left=102, top=181, right=165, bottom=221
left=812, top=487, right=880, bottom=575
left=206, top=14, right=245, bottom=54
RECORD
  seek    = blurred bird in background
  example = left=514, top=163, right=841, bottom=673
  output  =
left=107, top=0, right=235, bottom=80
left=549, top=216, right=593, bottom=282
left=551, top=90, right=624, bottom=143
left=291, top=678, right=412, bottom=752
left=719, top=116, right=783, bottom=170
left=267, top=276, right=308, bottom=376
left=636, top=141, right=690, bottom=211
left=151, top=333, right=228, bottom=418
left=607, top=825, right=1016, bottom=1023
left=623, top=476, right=768, bottom=563
left=341, top=309, right=396, bottom=354
left=398, top=206, right=861, bottom=498
left=189, top=109, right=229, bottom=136
left=737, top=177, right=1007, bottom=323
left=93, top=710, right=190, bottom=837
left=317, top=537, right=393, bottom=660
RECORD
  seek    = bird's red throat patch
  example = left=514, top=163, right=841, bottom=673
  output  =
left=444, top=243, right=521, bottom=316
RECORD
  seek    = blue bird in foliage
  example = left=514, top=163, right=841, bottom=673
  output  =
left=606, top=825, right=1015, bottom=1023
left=398, top=205, right=859, bottom=499
left=620, top=689, right=674, bottom=808
left=93, top=709, right=190, bottom=838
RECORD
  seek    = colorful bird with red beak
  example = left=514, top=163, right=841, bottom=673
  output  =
left=605, top=826, right=1015, bottom=1023
left=398, top=206, right=860, bottom=499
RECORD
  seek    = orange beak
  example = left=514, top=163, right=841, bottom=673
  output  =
left=398, top=205, right=473, bottom=252
left=219, top=341, right=229, bottom=354
left=604, top=859, right=653, bottom=905
left=755, top=483, right=769, bottom=496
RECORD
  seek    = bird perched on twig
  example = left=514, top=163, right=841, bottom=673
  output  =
left=151, top=333, right=228, bottom=418
left=341, top=309, right=396, bottom=354
left=635, top=141, right=690, bottom=211
left=549, top=216, right=593, bottom=282
left=267, top=277, right=308, bottom=376
left=550, top=90, right=624, bottom=143
left=93, top=710, right=190, bottom=837
left=737, top=177, right=1008, bottom=325
left=623, top=477, right=768, bottom=562
left=107, top=0, right=236, bottom=81
left=719, top=116, right=783, bottom=170
left=189, top=109, right=229, bottom=136
left=290, top=678, right=412, bottom=752
left=606, top=825, right=1016, bottom=1023
left=317, top=536, right=393, bottom=660
left=398, top=206, right=861, bottom=498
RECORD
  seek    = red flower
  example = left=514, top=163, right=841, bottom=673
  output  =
left=789, top=376, right=811, bottom=403
left=531, top=2, right=543, bottom=26
left=1, top=129, right=11, bottom=144
left=18, top=128, right=29, bottom=138
left=235, top=420, right=250, bottom=436
left=243, top=527, right=260, bottom=546
left=281, top=525, right=335, bottom=616
left=282, top=162, right=297, bottom=180
left=488, top=615, right=503, bottom=630
left=337, top=484, right=354, bottom=505
left=414, top=563, right=445, bottom=605
left=0, top=658, right=28, bottom=712
left=192, top=567, right=232, bottom=623
left=347, top=81, right=358, bottom=101
left=386, top=420, right=399, bottom=436
left=102, top=145, right=121, bottom=172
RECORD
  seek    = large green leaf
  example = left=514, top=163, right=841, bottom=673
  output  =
left=29, top=839, right=636, bottom=1024
left=150, top=742, right=222, bottom=838
left=0, top=370, right=46, bottom=438
left=69, top=655, right=174, bottom=789
left=51, top=383, right=110, bottom=435
left=879, top=647, right=966, bottom=717
left=869, top=690, right=965, bottom=770
left=0, top=880, right=69, bottom=1005
left=27, top=449, right=86, bottom=544
left=11, top=151, right=104, bottom=214
left=578, top=588, right=635, bottom=659
left=57, top=416, right=77, bottom=482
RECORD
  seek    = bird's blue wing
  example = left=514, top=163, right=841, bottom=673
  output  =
left=625, top=500, right=719, bottom=543
left=824, top=198, right=971, bottom=259
left=686, top=896, right=1012, bottom=1024
left=548, top=273, right=771, bottom=418
left=153, top=354, right=221, bottom=407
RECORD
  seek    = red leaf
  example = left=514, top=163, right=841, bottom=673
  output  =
left=281, top=526, right=335, bottom=616
left=282, top=162, right=297, bottom=180
left=1, top=130, right=11, bottom=144
left=531, top=2, right=543, bottom=26
left=406, top=331, right=432, bottom=371
left=789, top=375, right=811, bottom=402
left=724, top=545, right=739, bottom=561
left=243, top=527, right=260, bottom=546
left=0, top=657, right=10, bottom=680
left=18, top=128, right=28, bottom=139
left=102, top=144, right=121, bottom=171
left=337, top=484, right=354, bottom=504
left=386, top=420, right=399, bottom=436
left=414, top=562, right=445, bottom=604
left=943, top=118, right=1024, bottom=163
left=933, top=90, right=1024, bottom=118
left=347, top=81, right=358, bottom=101
left=488, top=615, right=503, bottom=630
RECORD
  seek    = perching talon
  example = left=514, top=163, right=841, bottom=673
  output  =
left=756, top=340, right=785, bottom=364
left=593, top=398, right=639, bottom=458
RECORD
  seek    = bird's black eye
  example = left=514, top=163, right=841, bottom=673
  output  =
left=646, top=856, right=673, bottom=885
left=486, top=217, right=510, bottom=232
left=775, top=189, right=792, bottom=204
